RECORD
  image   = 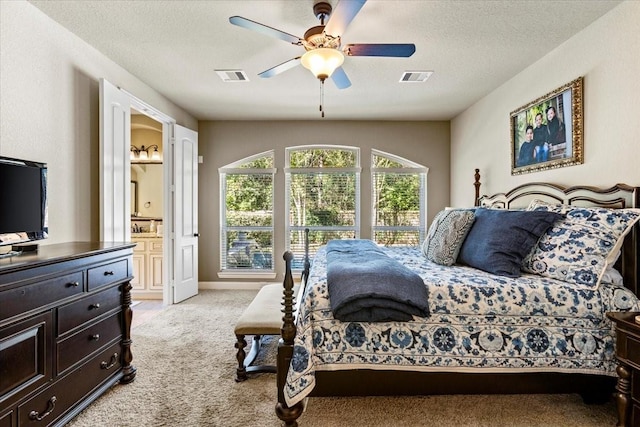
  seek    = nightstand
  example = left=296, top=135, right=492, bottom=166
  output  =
left=607, top=311, right=640, bottom=427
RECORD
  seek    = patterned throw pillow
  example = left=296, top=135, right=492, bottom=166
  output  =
left=524, top=199, right=640, bottom=288
left=422, top=209, right=475, bottom=266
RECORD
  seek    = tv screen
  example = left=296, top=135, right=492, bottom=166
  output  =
left=0, top=156, right=48, bottom=247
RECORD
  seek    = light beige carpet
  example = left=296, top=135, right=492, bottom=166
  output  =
left=67, top=290, right=618, bottom=427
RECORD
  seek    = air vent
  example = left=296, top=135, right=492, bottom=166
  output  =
left=215, top=70, right=249, bottom=82
left=399, top=71, right=433, bottom=83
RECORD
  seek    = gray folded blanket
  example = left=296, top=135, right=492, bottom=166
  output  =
left=326, top=239, right=429, bottom=322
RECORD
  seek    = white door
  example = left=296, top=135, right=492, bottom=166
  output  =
left=99, top=79, right=131, bottom=242
left=172, top=125, right=199, bottom=303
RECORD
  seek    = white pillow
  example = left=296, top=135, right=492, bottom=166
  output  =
left=601, top=266, right=624, bottom=286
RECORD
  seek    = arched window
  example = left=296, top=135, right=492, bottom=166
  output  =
left=371, top=150, right=428, bottom=246
left=219, top=151, right=275, bottom=272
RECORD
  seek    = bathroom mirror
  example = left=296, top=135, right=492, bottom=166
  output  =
left=131, top=163, right=163, bottom=218
left=131, top=181, right=138, bottom=216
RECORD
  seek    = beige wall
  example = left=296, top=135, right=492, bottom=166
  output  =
left=0, top=1, right=196, bottom=244
left=450, top=0, right=640, bottom=206
left=198, top=120, right=450, bottom=282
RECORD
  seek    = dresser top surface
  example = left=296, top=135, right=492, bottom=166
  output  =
left=0, top=241, right=135, bottom=274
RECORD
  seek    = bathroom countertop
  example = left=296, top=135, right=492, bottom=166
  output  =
left=131, top=233, right=162, bottom=239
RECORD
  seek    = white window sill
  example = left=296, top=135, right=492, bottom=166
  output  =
left=217, top=271, right=277, bottom=280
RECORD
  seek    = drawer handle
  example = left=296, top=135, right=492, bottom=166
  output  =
left=89, top=303, right=101, bottom=310
left=29, top=396, right=57, bottom=421
left=101, top=352, right=119, bottom=370
left=104, top=270, right=115, bottom=276
left=67, top=281, right=80, bottom=288
left=90, top=334, right=100, bottom=341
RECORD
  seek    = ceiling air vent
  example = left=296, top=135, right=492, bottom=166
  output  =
left=399, top=71, right=433, bottom=83
left=215, top=70, right=249, bottom=82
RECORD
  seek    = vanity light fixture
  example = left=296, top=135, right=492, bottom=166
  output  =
left=149, top=145, right=161, bottom=161
left=130, top=145, right=161, bottom=161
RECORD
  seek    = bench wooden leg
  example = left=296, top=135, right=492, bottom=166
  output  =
left=235, top=333, right=277, bottom=381
left=235, top=334, right=248, bottom=382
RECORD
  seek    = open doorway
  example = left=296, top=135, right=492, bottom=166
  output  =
left=130, top=111, right=165, bottom=301
left=100, top=78, right=199, bottom=306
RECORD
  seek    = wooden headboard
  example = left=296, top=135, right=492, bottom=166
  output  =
left=473, top=169, right=640, bottom=296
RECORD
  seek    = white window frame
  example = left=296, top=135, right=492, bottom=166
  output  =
left=285, top=145, right=361, bottom=266
left=218, top=151, right=276, bottom=279
left=371, top=149, right=428, bottom=246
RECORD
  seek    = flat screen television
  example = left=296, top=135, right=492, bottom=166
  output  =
left=0, top=156, right=48, bottom=250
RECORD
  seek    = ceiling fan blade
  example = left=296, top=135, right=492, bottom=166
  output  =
left=258, top=57, right=302, bottom=78
left=229, top=16, right=301, bottom=45
left=331, top=67, right=352, bottom=89
left=324, top=0, right=367, bottom=37
left=344, top=43, right=416, bottom=57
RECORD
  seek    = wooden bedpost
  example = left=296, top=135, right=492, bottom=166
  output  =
left=280, top=251, right=296, bottom=347
left=474, top=168, right=481, bottom=207
left=276, top=251, right=304, bottom=426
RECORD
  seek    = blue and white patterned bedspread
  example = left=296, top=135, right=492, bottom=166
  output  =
left=284, top=246, right=640, bottom=406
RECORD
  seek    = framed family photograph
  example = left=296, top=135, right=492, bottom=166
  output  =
left=510, top=77, right=583, bottom=175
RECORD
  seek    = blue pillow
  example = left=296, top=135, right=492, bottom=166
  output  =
left=458, top=209, right=563, bottom=277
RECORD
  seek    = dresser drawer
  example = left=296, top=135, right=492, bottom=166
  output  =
left=56, top=313, right=122, bottom=374
left=0, top=410, right=12, bottom=427
left=633, top=372, right=640, bottom=403
left=0, top=272, right=83, bottom=322
left=87, top=260, right=128, bottom=291
left=18, top=340, right=122, bottom=427
left=624, top=333, right=640, bottom=369
left=0, top=312, right=52, bottom=407
left=57, top=285, right=122, bottom=336
left=632, top=403, right=640, bottom=427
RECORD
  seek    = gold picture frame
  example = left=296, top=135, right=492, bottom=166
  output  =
left=510, top=77, right=583, bottom=175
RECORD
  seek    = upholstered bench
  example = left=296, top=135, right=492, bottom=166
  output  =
left=234, top=283, right=284, bottom=382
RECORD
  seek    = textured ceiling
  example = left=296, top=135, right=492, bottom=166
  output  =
left=29, top=0, right=621, bottom=121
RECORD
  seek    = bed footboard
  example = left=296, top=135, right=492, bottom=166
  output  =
left=276, top=251, right=304, bottom=426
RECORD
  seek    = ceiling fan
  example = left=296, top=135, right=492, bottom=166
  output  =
left=229, top=0, right=416, bottom=90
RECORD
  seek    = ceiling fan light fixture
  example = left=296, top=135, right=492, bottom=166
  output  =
left=301, top=48, right=344, bottom=80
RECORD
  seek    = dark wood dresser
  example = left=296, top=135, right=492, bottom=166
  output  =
left=0, top=242, right=136, bottom=427
left=607, top=311, right=640, bottom=427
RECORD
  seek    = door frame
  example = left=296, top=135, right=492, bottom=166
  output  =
left=126, top=92, right=176, bottom=305
left=102, top=83, right=177, bottom=305
left=101, top=80, right=200, bottom=305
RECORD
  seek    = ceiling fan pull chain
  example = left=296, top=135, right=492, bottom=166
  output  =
left=320, top=79, right=325, bottom=118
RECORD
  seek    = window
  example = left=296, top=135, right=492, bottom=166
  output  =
left=371, top=150, right=427, bottom=246
left=286, top=146, right=360, bottom=267
left=221, top=147, right=426, bottom=277
left=220, top=152, right=275, bottom=273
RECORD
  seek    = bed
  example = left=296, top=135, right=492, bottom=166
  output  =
left=275, top=171, right=640, bottom=426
